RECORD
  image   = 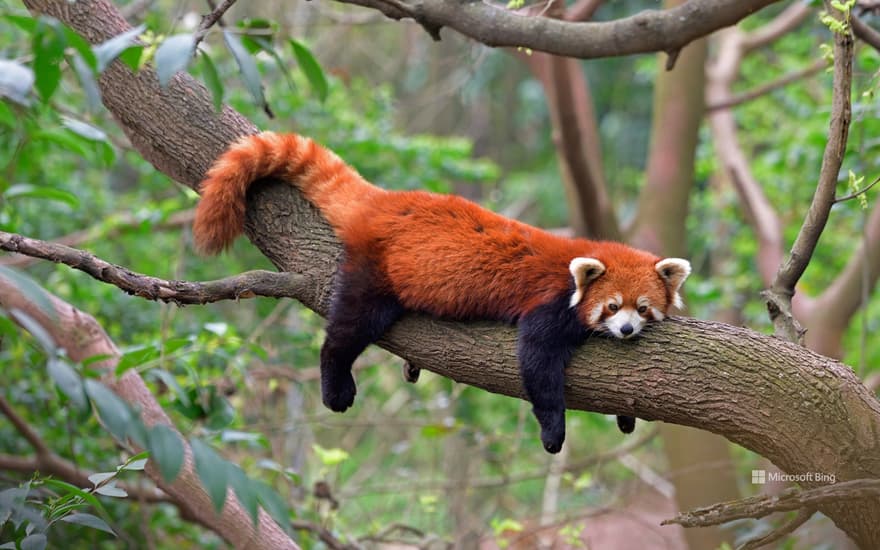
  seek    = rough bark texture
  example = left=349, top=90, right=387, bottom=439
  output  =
left=20, top=0, right=880, bottom=547
left=330, top=0, right=783, bottom=59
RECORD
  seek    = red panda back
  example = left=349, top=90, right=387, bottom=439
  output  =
left=339, top=191, right=590, bottom=321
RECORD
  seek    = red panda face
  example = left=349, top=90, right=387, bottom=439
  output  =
left=569, top=256, right=691, bottom=339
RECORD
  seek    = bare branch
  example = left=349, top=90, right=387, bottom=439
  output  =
left=765, top=4, right=854, bottom=341
left=852, top=14, right=880, bottom=51
left=328, top=0, right=784, bottom=59
left=0, top=231, right=306, bottom=304
left=706, top=58, right=827, bottom=112
left=0, top=395, right=51, bottom=455
left=663, top=479, right=880, bottom=528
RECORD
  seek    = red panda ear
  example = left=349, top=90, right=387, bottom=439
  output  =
left=655, top=258, right=691, bottom=309
left=569, top=257, right=606, bottom=307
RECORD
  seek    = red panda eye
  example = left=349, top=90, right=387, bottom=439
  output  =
left=638, top=305, right=648, bottom=314
left=608, top=303, right=619, bottom=312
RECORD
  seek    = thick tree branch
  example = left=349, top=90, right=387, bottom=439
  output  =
left=21, top=0, right=880, bottom=546
left=0, top=231, right=305, bottom=304
left=329, top=0, right=783, bottom=59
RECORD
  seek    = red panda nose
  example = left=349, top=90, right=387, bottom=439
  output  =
left=620, top=323, right=634, bottom=336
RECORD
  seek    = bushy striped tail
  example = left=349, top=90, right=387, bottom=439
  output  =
left=192, top=131, right=381, bottom=254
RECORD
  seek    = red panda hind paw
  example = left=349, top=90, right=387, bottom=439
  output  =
left=321, top=374, right=357, bottom=412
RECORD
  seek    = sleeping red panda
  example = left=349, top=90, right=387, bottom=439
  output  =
left=193, top=131, right=691, bottom=453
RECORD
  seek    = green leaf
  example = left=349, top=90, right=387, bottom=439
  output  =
left=122, top=451, right=150, bottom=471
left=61, top=116, right=108, bottom=142
left=94, top=25, right=146, bottom=73
left=87, top=471, right=116, bottom=487
left=41, top=479, right=107, bottom=517
left=0, top=59, right=35, bottom=105
left=70, top=53, right=102, bottom=112
left=5, top=183, right=80, bottom=208
left=4, top=308, right=57, bottom=355
left=32, top=19, right=65, bottom=101
left=311, top=444, right=349, bottom=466
left=122, top=458, right=148, bottom=471
left=155, top=33, right=195, bottom=87
left=3, top=14, right=37, bottom=33
left=191, top=438, right=228, bottom=513
left=151, top=369, right=190, bottom=408
left=206, top=391, right=235, bottom=430
left=290, top=39, right=328, bottom=102
left=0, top=100, right=16, bottom=127
left=0, top=265, right=57, bottom=329
left=84, top=379, right=133, bottom=441
left=118, top=45, right=145, bottom=72
left=47, top=357, right=87, bottom=409
left=20, top=534, right=47, bottom=550
left=227, top=464, right=259, bottom=525
left=61, top=26, right=98, bottom=71
left=253, top=481, right=290, bottom=531
left=116, top=344, right=160, bottom=375
left=60, top=513, right=116, bottom=536
left=147, top=425, right=184, bottom=483
left=93, top=482, right=127, bottom=498
left=223, top=30, right=268, bottom=112
left=199, top=51, right=224, bottom=112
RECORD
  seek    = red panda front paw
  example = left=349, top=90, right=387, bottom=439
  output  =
left=322, top=373, right=357, bottom=412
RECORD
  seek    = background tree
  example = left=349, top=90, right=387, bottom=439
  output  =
left=2, top=0, right=880, bottom=549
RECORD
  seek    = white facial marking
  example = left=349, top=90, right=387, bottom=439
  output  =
left=588, top=301, right=604, bottom=325
left=650, top=307, right=665, bottom=321
left=603, top=308, right=645, bottom=339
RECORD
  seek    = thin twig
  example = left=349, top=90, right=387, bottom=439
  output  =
left=290, top=519, right=360, bottom=550
left=0, top=394, right=51, bottom=454
left=707, top=58, right=827, bottom=111
left=0, top=231, right=307, bottom=305
left=193, top=0, right=238, bottom=47
left=738, top=508, right=815, bottom=550
left=832, top=173, right=880, bottom=204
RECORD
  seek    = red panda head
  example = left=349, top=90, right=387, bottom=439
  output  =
left=569, top=255, right=691, bottom=339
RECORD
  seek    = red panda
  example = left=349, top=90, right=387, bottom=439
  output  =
left=193, top=131, right=691, bottom=453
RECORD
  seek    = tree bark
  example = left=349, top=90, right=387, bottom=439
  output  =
left=20, top=0, right=880, bottom=546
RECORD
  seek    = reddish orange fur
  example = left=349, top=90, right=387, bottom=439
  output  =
left=193, top=131, right=678, bottom=326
